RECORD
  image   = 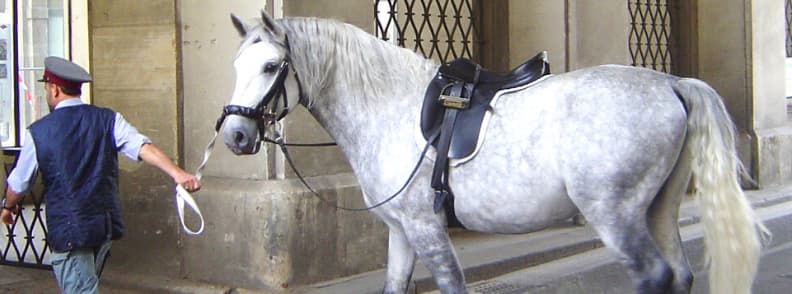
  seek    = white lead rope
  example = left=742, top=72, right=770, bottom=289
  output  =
left=174, top=132, right=218, bottom=235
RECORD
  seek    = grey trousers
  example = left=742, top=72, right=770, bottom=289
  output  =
left=50, top=240, right=112, bottom=294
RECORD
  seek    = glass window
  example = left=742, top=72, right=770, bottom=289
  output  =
left=0, top=0, right=70, bottom=148
left=0, top=1, right=13, bottom=146
left=786, top=0, right=792, bottom=116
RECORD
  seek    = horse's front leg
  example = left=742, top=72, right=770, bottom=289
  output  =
left=402, top=215, right=467, bottom=294
left=383, top=225, right=416, bottom=294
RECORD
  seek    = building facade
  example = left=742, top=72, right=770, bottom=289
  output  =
left=2, top=0, right=791, bottom=291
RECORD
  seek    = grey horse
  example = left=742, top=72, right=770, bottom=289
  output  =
left=218, top=12, right=768, bottom=294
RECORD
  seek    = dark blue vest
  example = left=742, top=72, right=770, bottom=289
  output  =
left=29, top=104, right=123, bottom=252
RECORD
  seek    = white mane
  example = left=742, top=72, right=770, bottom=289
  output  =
left=275, top=17, right=438, bottom=109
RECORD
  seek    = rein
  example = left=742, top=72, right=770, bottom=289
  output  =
left=268, top=128, right=439, bottom=212
left=174, top=133, right=217, bottom=235
left=175, top=123, right=435, bottom=235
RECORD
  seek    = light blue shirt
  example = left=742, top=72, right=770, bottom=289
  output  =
left=6, top=98, right=151, bottom=194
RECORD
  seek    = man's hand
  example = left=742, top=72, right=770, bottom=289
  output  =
left=1, top=206, right=16, bottom=225
left=175, top=172, right=201, bottom=193
left=2, top=188, right=21, bottom=225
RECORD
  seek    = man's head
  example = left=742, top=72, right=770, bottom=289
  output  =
left=38, top=56, right=92, bottom=108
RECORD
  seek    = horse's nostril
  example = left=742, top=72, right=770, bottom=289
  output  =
left=234, top=131, right=246, bottom=144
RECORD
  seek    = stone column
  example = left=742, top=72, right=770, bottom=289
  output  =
left=179, top=1, right=387, bottom=290
left=697, top=0, right=790, bottom=186
left=89, top=0, right=181, bottom=276
left=747, top=0, right=791, bottom=186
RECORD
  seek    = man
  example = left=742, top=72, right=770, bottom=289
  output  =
left=0, top=56, right=201, bottom=293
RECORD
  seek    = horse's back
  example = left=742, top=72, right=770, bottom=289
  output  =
left=491, top=65, right=688, bottom=168
left=450, top=65, right=689, bottom=233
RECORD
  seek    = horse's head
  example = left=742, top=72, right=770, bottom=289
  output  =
left=219, top=11, right=302, bottom=155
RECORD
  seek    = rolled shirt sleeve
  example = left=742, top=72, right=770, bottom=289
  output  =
left=114, top=113, right=151, bottom=161
left=6, top=131, right=38, bottom=194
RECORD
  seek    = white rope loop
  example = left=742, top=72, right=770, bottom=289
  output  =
left=175, top=132, right=217, bottom=235
left=176, top=185, right=205, bottom=235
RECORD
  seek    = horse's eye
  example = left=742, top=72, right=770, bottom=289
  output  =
left=263, top=63, right=279, bottom=74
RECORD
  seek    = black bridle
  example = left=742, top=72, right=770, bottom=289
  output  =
left=215, top=33, right=304, bottom=142
left=215, top=59, right=293, bottom=134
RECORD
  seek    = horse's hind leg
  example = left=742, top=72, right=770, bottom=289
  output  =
left=647, top=148, right=694, bottom=293
left=383, top=225, right=417, bottom=294
left=590, top=214, right=674, bottom=293
left=573, top=188, right=674, bottom=293
left=401, top=217, right=466, bottom=294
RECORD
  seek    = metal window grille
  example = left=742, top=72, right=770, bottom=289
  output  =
left=374, top=0, right=479, bottom=64
left=787, top=0, right=792, bottom=57
left=628, top=0, right=673, bottom=73
left=2, top=155, right=50, bottom=269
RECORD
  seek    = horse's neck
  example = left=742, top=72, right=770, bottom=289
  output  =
left=308, top=76, right=434, bottom=190
left=310, top=61, right=436, bottom=156
left=286, top=19, right=437, bottom=155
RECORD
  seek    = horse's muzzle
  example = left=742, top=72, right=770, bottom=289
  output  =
left=222, top=116, right=260, bottom=155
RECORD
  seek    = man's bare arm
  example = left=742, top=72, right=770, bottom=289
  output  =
left=137, top=143, right=201, bottom=192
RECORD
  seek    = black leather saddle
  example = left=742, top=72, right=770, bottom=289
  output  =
left=421, top=51, right=551, bottom=159
left=420, top=51, right=551, bottom=216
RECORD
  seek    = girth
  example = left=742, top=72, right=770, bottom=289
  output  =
left=421, top=51, right=551, bottom=214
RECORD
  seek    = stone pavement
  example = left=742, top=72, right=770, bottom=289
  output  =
left=0, top=266, right=150, bottom=294
left=0, top=264, right=267, bottom=294
left=0, top=265, right=200, bottom=294
left=2, top=184, right=792, bottom=294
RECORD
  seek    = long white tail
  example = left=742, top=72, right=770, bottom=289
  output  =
left=675, top=78, right=769, bottom=294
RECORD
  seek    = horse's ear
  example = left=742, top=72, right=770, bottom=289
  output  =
left=231, top=14, right=247, bottom=37
left=260, top=10, right=284, bottom=38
